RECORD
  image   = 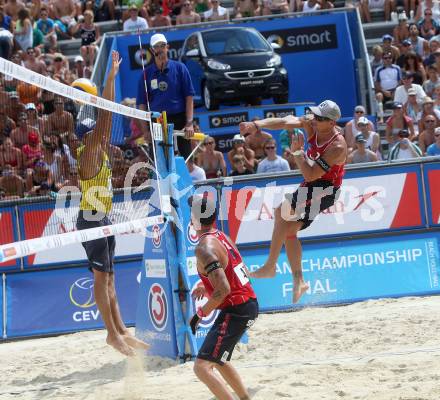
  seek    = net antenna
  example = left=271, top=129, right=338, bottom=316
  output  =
left=136, top=29, right=164, bottom=213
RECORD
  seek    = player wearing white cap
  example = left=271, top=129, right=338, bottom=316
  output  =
left=240, top=100, right=347, bottom=303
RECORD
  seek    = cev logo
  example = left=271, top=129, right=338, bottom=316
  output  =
left=211, top=117, right=221, bottom=127
left=148, top=283, right=168, bottom=331
left=187, top=222, right=199, bottom=246
left=152, top=224, right=161, bottom=248
left=191, top=279, right=219, bottom=329
left=134, top=47, right=152, bottom=67
left=69, top=277, right=96, bottom=308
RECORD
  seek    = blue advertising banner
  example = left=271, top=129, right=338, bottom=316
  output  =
left=243, top=232, right=440, bottom=311
left=114, top=12, right=358, bottom=120
left=6, top=262, right=141, bottom=338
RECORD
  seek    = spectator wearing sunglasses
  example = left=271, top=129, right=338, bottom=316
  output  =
left=256, top=138, right=290, bottom=174
left=375, top=51, right=402, bottom=104
left=176, top=1, right=201, bottom=24
left=418, top=8, right=439, bottom=41
left=394, top=71, right=426, bottom=105
left=344, top=105, right=375, bottom=152
left=426, top=126, right=440, bottom=155
left=418, top=114, right=438, bottom=153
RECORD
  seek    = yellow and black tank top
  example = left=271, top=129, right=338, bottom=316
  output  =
left=77, top=146, right=113, bottom=214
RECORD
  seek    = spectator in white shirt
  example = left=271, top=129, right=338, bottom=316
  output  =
left=375, top=52, right=402, bottom=103
left=388, top=129, right=422, bottom=160
left=123, top=5, right=149, bottom=32
left=257, top=138, right=290, bottom=174
left=187, top=157, right=206, bottom=182
left=203, top=0, right=229, bottom=21
left=394, top=71, right=426, bottom=105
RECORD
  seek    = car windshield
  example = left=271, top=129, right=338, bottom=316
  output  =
left=201, top=29, right=271, bottom=56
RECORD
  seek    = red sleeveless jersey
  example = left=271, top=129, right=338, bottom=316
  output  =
left=198, top=230, right=256, bottom=309
left=304, top=131, right=345, bottom=187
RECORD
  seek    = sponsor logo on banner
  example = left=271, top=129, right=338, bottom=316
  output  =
left=128, top=41, right=185, bottom=70
left=3, top=246, right=17, bottom=258
left=69, top=277, right=100, bottom=323
left=209, top=112, right=249, bottom=129
left=263, top=108, right=296, bottom=119
left=191, top=280, right=219, bottom=329
left=145, top=259, right=167, bottom=278
left=148, top=283, right=168, bottom=331
left=152, top=225, right=162, bottom=248
left=263, top=25, right=338, bottom=53
left=187, top=222, right=199, bottom=246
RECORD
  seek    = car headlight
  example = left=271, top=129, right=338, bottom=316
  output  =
left=266, top=54, right=281, bottom=67
left=207, top=59, right=231, bottom=71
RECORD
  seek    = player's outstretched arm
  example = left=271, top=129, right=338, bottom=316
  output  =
left=88, top=51, right=121, bottom=151
left=239, top=115, right=309, bottom=135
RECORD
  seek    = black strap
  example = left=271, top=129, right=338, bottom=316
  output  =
left=205, top=260, right=221, bottom=274
left=315, top=156, right=331, bottom=172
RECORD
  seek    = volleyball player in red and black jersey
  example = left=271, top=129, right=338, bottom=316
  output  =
left=240, top=100, right=347, bottom=304
left=189, top=194, right=258, bottom=400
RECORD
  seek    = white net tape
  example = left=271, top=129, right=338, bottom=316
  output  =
left=0, top=215, right=163, bottom=263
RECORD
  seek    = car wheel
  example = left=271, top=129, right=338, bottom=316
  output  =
left=203, top=84, right=219, bottom=110
left=273, top=94, right=288, bottom=104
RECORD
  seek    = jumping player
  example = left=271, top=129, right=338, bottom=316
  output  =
left=239, top=100, right=347, bottom=303
left=189, top=194, right=258, bottom=400
left=72, top=51, right=149, bottom=356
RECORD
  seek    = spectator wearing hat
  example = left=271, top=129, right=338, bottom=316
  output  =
left=418, top=114, right=437, bottom=153
left=385, top=101, right=415, bottom=143
left=393, top=13, right=410, bottom=45
left=375, top=51, right=402, bottom=103
left=347, top=135, right=378, bottom=164
left=418, top=7, right=440, bottom=40
left=256, top=138, right=290, bottom=174
left=423, top=64, right=439, bottom=97
left=227, top=134, right=255, bottom=172
left=408, top=24, right=429, bottom=59
left=403, top=87, right=422, bottom=131
left=360, top=0, right=392, bottom=22
left=136, top=32, right=195, bottom=159
left=381, top=34, right=400, bottom=61
left=22, top=131, right=43, bottom=168
left=394, top=71, right=426, bottom=104
left=344, top=105, right=375, bottom=152
left=356, top=116, right=382, bottom=158
left=402, top=52, right=426, bottom=85
left=25, top=103, right=43, bottom=132
left=176, top=1, right=201, bottom=24
left=72, top=55, right=89, bottom=80
left=149, top=7, right=172, bottom=27
left=417, top=96, right=440, bottom=131
left=8, top=91, right=25, bottom=123
left=426, top=126, right=440, bottom=155
left=123, top=5, right=149, bottom=31
left=396, top=39, right=413, bottom=68
left=388, top=129, right=422, bottom=160
left=230, top=154, right=254, bottom=176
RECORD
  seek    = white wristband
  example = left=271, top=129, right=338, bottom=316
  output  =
left=292, top=150, right=304, bottom=157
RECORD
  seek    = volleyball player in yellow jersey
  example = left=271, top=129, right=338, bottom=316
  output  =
left=73, top=51, right=149, bottom=356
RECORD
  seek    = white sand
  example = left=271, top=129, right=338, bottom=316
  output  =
left=1, top=296, right=440, bottom=400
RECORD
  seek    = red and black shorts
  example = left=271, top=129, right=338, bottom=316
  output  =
left=197, top=298, right=258, bottom=365
left=285, top=179, right=341, bottom=231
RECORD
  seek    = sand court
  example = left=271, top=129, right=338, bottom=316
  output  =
left=1, top=295, right=440, bottom=400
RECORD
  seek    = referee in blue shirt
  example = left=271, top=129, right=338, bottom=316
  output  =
left=137, top=33, right=195, bottom=158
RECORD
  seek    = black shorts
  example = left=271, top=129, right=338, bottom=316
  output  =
left=285, top=179, right=340, bottom=231
left=76, top=210, right=116, bottom=273
left=197, top=298, right=258, bottom=366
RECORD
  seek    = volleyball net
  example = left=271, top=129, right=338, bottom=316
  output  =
left=0, top=58, right=183, bottom=263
